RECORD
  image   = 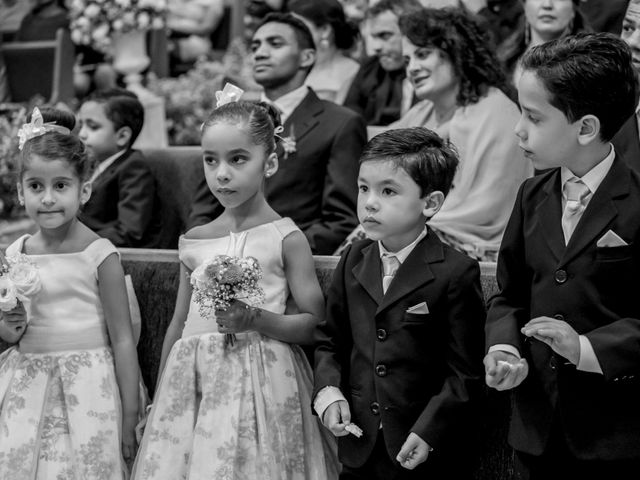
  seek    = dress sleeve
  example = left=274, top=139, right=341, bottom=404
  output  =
left=4, top=235, right=29, bottom=256
left=85, top=238, right=120, bottom=268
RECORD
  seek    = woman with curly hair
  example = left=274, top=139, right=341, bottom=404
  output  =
left=388, top=7, right=532, bottom=261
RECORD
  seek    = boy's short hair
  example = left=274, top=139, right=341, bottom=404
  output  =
left=367, top=0, right=423, bottom=20
left=86, top=88, right=144, bottom=146
left=521, top=32, right=638, bottom=142
left=257, top=12, right=316, bottom=50
left=360, top=127, right=459, bottom=197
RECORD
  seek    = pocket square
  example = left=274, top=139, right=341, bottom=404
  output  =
left=406, top=301, right=429, bottom=314
left=597, top=230, right=628, bottom=248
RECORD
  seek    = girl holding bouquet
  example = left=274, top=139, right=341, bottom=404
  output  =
left=133, top=97, right=338, bottom=479
left=0, top=107, right=141, bottom=478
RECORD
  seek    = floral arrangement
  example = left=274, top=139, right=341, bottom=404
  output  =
left=0, top=251, right=41, bottom=312
left=0, top=103, right=29, bottom=219
left=190, top=255, right=265, bottom=346
left=68, top=0, right=168, bottom=53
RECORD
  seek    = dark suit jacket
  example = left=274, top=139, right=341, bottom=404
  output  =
left=486, top=155, right=640, bottom=460
left=612, top=114, right=640, bottom=175
left=188, top=88, right=367, bottom=255
left=313, top=231, right=485, bottom=468
left=79, top=149, right=162, bottom=248
left=344, top=56, right=406, bottom=126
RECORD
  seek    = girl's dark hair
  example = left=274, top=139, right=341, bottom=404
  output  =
left=27, top=107, right=76, bottom=131
left=20, top=134, right=91, bottom=182
left=288, top=0, right=358, bottom=51
left=399, top=7, right=510, bottom=106
left=202, top=100, right=282, bottom=155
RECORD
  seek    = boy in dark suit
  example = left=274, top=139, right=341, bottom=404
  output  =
left=485, top=33, right=640, bottom=479
left=77, top=88, right=162, bottom=248
left=313, top=127, right=486, bottom=479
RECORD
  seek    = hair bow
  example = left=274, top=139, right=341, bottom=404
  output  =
left=17, top=107, right=71, bottom=151
left=215, top=83, right=244, bottom=108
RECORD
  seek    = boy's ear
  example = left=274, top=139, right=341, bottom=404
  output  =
left=299, top=48, right=316, bottom=71
left=577, top=114, right=601, bottom=146
left=423, top=190, right=445, bottom=218
left=264, top=152, right=279, bottom=178
left=80, top=181, right=92, bottom=205
left=115, top=126, right=133, bottom=149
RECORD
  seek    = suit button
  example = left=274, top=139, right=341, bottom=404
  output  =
left=375, top=364, right=387, bottom=377
left=376, top=329, right=387, bottom=341
left=550, top=358, right=557, bottom=370
left=555, top=269, right=568, bottom=284
left=370, top=402, right=380, bottom=415
left=554, top=314, right=565, bottom=321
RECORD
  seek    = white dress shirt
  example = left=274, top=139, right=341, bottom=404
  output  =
left=490, top=146, right=616, bottom=374
left=88, top=150, right=126, bottom=185
left=260, top=85, right=309, bottom=125
left=313, top=228, right=427, bottom=420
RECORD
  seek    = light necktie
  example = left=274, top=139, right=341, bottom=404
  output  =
left=561, top=177, right=591, bottom=244
left=381, top=254, right=400, bottom=294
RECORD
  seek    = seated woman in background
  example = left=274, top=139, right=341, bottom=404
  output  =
left=289, top=0, right=361, bottom=104
left=393, top=7, right=532, bottom=261
left=337, top=7, right=531, bottom=260
left=497, top=0, right=589, bottom=83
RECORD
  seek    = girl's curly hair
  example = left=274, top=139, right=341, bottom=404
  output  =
left=399, top=7, right=511, bottom=106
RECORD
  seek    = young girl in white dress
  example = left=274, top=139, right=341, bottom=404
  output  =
left=132, top=100, right=338, bottom=479
left=0, top=108, right=140, bottom=478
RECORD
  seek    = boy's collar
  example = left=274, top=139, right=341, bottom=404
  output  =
left=560, top=144, right=615, bottom=194
left=378, top=227, right=427, bottom=263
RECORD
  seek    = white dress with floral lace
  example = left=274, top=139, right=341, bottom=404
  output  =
left=0, top=236, right=130, bottom=479
left=132, top=218, right=338, bottom=480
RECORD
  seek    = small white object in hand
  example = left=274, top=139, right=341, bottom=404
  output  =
left=345, top=423, right=363, bottom=438
left=497, top=360, right=515, bottom=371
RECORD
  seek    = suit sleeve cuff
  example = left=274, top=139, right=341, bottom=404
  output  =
left=577, top=335, right=603, bottom=374
left=488, top=344, right=521, bottom=359
left=313, top=386, right=347, bottom=420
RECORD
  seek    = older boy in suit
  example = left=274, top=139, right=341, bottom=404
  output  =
left=314, top=128, right=485, bottom=479
left=188, top=13, right=367, bottom=255
left=485, top=33, right=640, bottom=479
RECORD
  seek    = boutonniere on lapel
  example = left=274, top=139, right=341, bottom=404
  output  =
left=274, top=125, right=296, bottom=161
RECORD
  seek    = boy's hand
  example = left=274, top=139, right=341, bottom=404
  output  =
left=521, top=316, right=580, bottom=365
left=396, top=432, right=431, bottom=470
left=122, top=413, right=138, bottom=470
left=215, top=300, right=257, bottom=334
left=322, top=400, right=351, bottom=437
left=0, top=302, right=27, bottom=343
left=484, top=350, right=528, bottom=391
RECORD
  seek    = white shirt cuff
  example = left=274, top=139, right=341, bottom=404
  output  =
left=313, top=386, right=347, bottom=420
left=488, top=344, right=521, bottom=359
left=577, top=335, right=603, bottom=374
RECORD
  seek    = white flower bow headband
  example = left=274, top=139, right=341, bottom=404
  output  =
left=17, top=107, right=71, bottom=151
left=215, top=83, right=244, bottom=108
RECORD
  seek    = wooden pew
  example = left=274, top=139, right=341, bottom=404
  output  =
left=0, top=251, right=516, bottom=479
left=0, top=28, right=74, bottom=104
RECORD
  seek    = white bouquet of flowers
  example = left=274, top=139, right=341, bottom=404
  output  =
left=190, top=255, right=265, bottom=346
left=68, top=0, right=168, bottom=53
left=0, top=252, right=41, bottom=313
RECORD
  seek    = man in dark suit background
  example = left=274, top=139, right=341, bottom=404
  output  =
left=343, top=0, right=420, bottom=126
left=188, top=13, right=367, bottom=255
left=613, top=0, right=640, bottom=173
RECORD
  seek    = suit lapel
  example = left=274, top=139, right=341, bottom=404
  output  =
left=352, top=242, right=383, bottom=305
left=536, top=171, right=565, bottom=262
left=284, top=89, right=323, bottom=143
left=560, top=156, right=630, bottom=266
left=376, top=232, right=440, bottom=315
